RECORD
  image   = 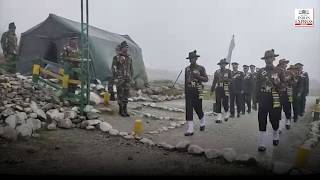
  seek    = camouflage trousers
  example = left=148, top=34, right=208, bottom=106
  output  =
left=116, top=82, right=130, bottom=105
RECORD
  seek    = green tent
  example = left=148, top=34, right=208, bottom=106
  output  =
left=17, top=13, right=148, bottom=86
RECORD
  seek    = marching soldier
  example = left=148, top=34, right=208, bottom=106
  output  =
left=112, top=41, right=134, bottom=117
left=230, top=62, right=244, bottom=118
left=250, top=65, right=258, bottom=111
left=295, top=63, right=309, bottom=117
left=184, top=50, right=208, bottom=136
left=211, top=58, right=232, bottom=123
left=277, top=59, right=294, bottom=130
left=242, top=65, right=253, bottom=114
left=288, top=65, right=302, bottom=122
left=1, top=22, right=18, bottom=73
left=256, top=49, right=285, bottom=152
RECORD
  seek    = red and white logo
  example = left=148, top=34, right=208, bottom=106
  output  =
left=295, top=9, right=314, bottom=27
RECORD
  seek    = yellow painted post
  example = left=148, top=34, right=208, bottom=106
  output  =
left=104, top=91, right=110, bottom=105
left=294, top=145, right=311, bottom=169
left=32, top=64, right=40, bottom=82
left=133, top=119, right=144, bottom=137
left=62, top=74, right=70, bottom=89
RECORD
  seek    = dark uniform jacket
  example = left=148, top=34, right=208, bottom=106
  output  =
left=230, top=70, right=244, bottom=94
left=256, top=65, right=285, bottom=101
left=300, top=71, right=309, bottom=95
left=211, top=69, right=232, bottom=92
left=185, top=64, right=208, bottom=95
left=243, top=72, right=254, bottom=94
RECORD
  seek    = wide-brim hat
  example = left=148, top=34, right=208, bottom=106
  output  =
left=119, top=41, right=129, bottom=49
left=217, top=58, right=229, bottom=65
left=243, top=65, right=249, bottom=68
left=279, top=59, right=289, bottom=65
left=261, top=49, right=279, bottom=60
left=231, top=62, right=239, bottom=65
left=295, top=63, right=303, bottom=67
left=186, top=50, right=200, bottom=59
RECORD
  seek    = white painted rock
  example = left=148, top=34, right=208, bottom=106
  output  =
left=158, top=142, right=175, bottom=151
left=86, top=125, right=96, bottom=130
left=222, top=148, right=237, bottom=162
left=5, top=115, right=17, bottom=128
left=58, top=118, right=73, bottom=129
left=272, top=161, right=292, bottom=174
left=204, top=149, right=221, bottom=159
left=188, top=145, right=204, bottom=155
left=16, top=123, right=33, bottom=137
left=140, top=138, right=154, bottom=146
left=176, top=141, right=190, bottom=151
left=46, top=109, right=64, bottom=122
left=84, top=105, right=94, bottom=113
left=109, top=129, right=119, bottom=136
left=90, top=92, right=103, bottom=105
left=86, top=112, right=100, bottom=120
left=119, top=132, right=129, bottom=136
left=24, top=107, right=32, bottom=113
left=16, top=112, right=27, bottom=125
left=2, top=126, right=17, bottom=141
left=26, top=118, right=42, bottom=131
left=99, top=122, right=112, bottom=132
left=30, top=101, right=47, bottom=120
left=123, top=135, right=134, bottom=140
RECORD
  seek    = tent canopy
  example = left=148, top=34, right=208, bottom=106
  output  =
left=17, top=13, right=148, bottom=85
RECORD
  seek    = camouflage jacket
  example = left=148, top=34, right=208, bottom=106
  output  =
left=0, top=31, right=18, bottom=56
left=111, top=55, right=134, bottom=83
left=230, top=70, right=244, bottom=93
left=211, top=68, right=232, bottom=92
left=61, top=45, right=81, bottom=59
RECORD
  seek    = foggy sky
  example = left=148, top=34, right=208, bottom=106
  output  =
left=0, top=0, right=319, bottom=78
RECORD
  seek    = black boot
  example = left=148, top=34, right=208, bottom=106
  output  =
left=123, top=104, right=130, bottom=117
left=119, top=104, right=126, bottom=117
left=110, top=93, right=116, bottom=101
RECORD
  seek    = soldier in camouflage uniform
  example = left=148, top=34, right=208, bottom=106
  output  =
left=112, top=41, right=134, bottom=117
left=256, top=49, right=285, bottom=152
left=108, top=45, right=121, bottom=101
left=230, top=62, right=244, bottom=118
left=277, top=59, right=294, bottom=130
left=61, top=37, right=81, bottom=93
left=242, top=65, right=253, bottom=114
left=184, top=50, right=208, bottom=136
left=1, top=22, right=18, bottom=73
left=295, top=63, right=309, bottom=117
left=250, top=64, right=258, bottom=111
left=211, top=58, right=232, bottom=123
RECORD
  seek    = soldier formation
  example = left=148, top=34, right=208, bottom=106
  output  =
left=0, top=22, right=310, bottom=152
left=184, top=49, right=309, bottom=152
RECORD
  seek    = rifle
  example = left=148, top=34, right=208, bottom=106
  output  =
left=172, top=69, right=183, bottom=88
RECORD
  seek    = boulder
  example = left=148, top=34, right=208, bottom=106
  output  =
left=58, top=118, right=73, bottom=129
left=90, top=92, right=103, bottom=105
left=1, top=108, right=14, bottom=118
left=1, top=126, right=17, bottom=141
left=80, top=120, right=102, bottom=129
left=109, top=129, right=119, bottom=136
left=140, top=138, right=154, bottom=146
left=204, top=149, right=221, bottom=159
left=46, top=109, right=64, bottom=122
left=29, top=113, right=38, bottom=119
left=222, top=148, right=237, bottom=163
left=16, top=112, right=27, bottom=125
left=175, top=140, right=190, bottom=152
left=86, top=112, right=100, bottom=120
left=119, top=132, right=129, bottom=136
left=16, top=124, right=33, bottom=137
left=158, top=142, right=176, bottom=151
left=86, top=125, right=96, bottom=130
left=26, top=118, right=42, bottom=131
left=5, top=115, right=17, bottom=128
left=188, top=145, right=204, bottom=155
left=30, top=101, right=47, bottom=120
left=47, top=121, right=57, bottom=130
left=64, top=110, right=78, bottom=120
left=99, top=122, right=113, bottom=132
left=235, top=154, right=257, bottom=166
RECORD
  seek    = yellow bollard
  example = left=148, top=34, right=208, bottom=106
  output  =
left=32, top=64, right=40, bottom=75
left=133, top=119, right=144, bottom=137
left=62, top=74, right=70, bottom=89
left=294, top=145, right=311, bottom=169
left=104, top=92, right=110, bottom=105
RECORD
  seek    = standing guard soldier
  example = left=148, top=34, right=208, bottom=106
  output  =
left=108, top=45, right=121, bottom=101
left=277, top=59, right=293, bottom=130
left=288, top=65, right=302, bottom=123
left=230, top=62, right=244, bottom=118
left=211, top=58, right=232, bottom=123
left=295, top=63, right=309, bottom=117
left=1, top=22, right=18, bottom=73
left=250, top=65, right=258, bottom=111
left=184, top=50, right=208, bottom=136
left=256, top=49, right=285, bottom=152
left=112, top=41, right=134, bottom=117
left=242, top=65, right=253, bottom=114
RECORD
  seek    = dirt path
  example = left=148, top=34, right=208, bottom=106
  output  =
left=0, top=129, right=269, bottom=176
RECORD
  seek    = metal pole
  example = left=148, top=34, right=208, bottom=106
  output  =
left=172, top=69, right=183, bottom=88
left=86, top=0, right=90, bottom=105
left=80, top=0, right=85, bottom=115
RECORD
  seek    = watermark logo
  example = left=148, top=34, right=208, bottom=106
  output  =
left=295, top=8, right=314, bottom=27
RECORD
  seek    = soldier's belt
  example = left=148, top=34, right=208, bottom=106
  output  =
left=260, top=89, right=272, bottom=93
left=272, top=89, right=281, bottom=108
